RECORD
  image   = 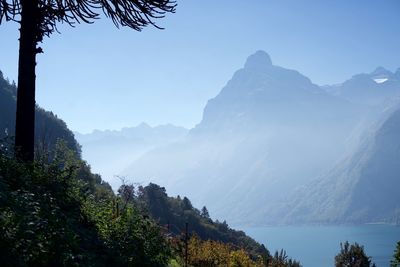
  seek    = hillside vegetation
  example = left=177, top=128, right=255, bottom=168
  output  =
left=0, top=70, right=81, bottom=158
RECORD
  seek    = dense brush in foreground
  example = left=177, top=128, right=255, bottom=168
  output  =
left=0, top=140, right=301, bottom=266
left=0, top=142, right=170, bottom=266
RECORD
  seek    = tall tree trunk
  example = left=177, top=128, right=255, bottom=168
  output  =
left=15, top=0, right=38, bottom=161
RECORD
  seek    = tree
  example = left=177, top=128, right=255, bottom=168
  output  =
left=335, top=241, right=376, bottom=267
left=200, top=206, right=210, bottom=219
left=182, top=196, right=193, bottom=210
left=391, top=241, right=400, bottom=267
left=268, top=249, right=301, bottom=267
left=0, top=0, right=176, bottom=161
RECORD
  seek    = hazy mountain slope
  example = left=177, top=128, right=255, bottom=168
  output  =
left=123, top=51, right=369, bottom=225
left=323, top=67, right=400, bottom=106
left=0, top=70, right=81, bottom=157
left=282, top=105, right=400, bottom=224
left=75, top=123, right=187, bottom=189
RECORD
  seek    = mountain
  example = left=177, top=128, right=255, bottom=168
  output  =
left=282, top=104, right=400, bottom=224
left=122, top=51, right=370, bottom=225
left=323, top=67, right=400, bottom=106
left=75, top=123, right=187, bottom=189
left=0, top=70, right=81, bottom=157
left=1, top=69, right=272, bottom=265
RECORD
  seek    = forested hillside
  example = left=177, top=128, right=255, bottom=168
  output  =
left=0, top=70, right=81, bottom=157
left=0, top=69, right=301, bottom=266
left=134, top=183, right=268, bottom=257
left=0, top=144, right=301, bottom=266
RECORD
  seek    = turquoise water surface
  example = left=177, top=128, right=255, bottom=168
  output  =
left=240, top=225, right=400, bottom=267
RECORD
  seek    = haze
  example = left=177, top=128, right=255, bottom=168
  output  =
left=1, top=0, right=400, bottom=133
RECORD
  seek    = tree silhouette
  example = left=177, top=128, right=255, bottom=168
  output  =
left=0, top=0, right=176, bottom=161
left=200, top=206, right=210, bottom=219
left=391, top=241, right=400, bottom=267
left=335, top=241, right=376, bottom=267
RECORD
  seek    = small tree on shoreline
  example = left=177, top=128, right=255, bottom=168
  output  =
left=335, top=241, right=376, bottom=267
left=391, top=241, right=400, bottom=267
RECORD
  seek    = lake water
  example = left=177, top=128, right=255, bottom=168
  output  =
left=239, top=225, right=400, bottom=267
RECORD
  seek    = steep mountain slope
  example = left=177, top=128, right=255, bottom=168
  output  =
left=123, top=51, right=368, bottom=225
left=75, top=123, right=187, bottom=189
left=282, top=105, right=400, bottom=224
left=0, top=70, right=80, bottom=157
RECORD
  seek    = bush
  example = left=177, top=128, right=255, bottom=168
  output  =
left=0, top=142, right=170, bottom=266
left=335, top=241, right=375, bottom=267
left=391, top=241, right=400, bottom=267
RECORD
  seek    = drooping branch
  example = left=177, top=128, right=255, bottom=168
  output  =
left=1, top=0, right=176, bottom=38
left=0, top=0, right=21, bottom=22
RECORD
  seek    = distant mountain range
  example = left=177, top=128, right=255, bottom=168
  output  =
left=323, top=66, right=400, bottom=106
left=4, top=49, right=398, bottom=226
left=74, top=123, right=187, bottom=189
left=120, top=51, right=400, bottom=225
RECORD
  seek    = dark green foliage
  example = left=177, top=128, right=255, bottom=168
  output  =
left=182, top=196, right=193, bottom=210
left=136, top=183, right=271, bottom=261
left=0, top=73, right=17, bottom=139
left=0, top=144, right=101, bottom=266
left=335, top=241, right=376, bottom=267
left=0, top=142, right=170, bottom=267
left=83, top=195, right=171, bottom=267
left=391, top=241, right=400, bottom=267
left=0, top=72, right=81, bottom=158
left=201, top=206, right=210, bottom=219
left=138, top=183, right=304, bottom=266
left=268, top=249, right=302, bottom=267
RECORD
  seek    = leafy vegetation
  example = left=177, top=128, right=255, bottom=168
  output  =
left=135, top=183, right=268, bottom=258
left=335, top=241, right=376, bottom=267
left=186, top=234, right=264, bottom=267
left=0, top=137, right=305, bottom=266
left=123, top=182, right=303, bottom=266
left=0, top=141, right=170, bottom=266
left=0, top=73, right=81, bottom=158
left=391, top=241, right=400, bottom=267
left=182, top=235, right=301, bottom=267
left=0, top=68, right=304, bottom=266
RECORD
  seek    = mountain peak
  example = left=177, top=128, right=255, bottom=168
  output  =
left=137, top=122, right=151, bottom=129
left=244, top=50, right=272, bottom=70
left=395, top=68, right=400, bottom=78
left=370, top=66, right=392, bottom=77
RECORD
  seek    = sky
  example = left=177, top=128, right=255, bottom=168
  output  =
left=1, top=0, right=400, bottom=133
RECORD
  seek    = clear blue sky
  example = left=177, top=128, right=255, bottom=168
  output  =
left=1, top=0, right=400, bottom=133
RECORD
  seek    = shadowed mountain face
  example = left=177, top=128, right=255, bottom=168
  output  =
left=122, top=51, right=375, bottom=225
left=282, top=105, right=400, bottom=225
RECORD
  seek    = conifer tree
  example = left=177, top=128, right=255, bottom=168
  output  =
left=182, top=196, right=193, bottom=210
left=0, top=0, right=176, bottom=161
left=200, top=206, right=210, bottom=219
left=391, top=241, right=400, bottom=267
left=335, top=241, right=376, bottom=267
